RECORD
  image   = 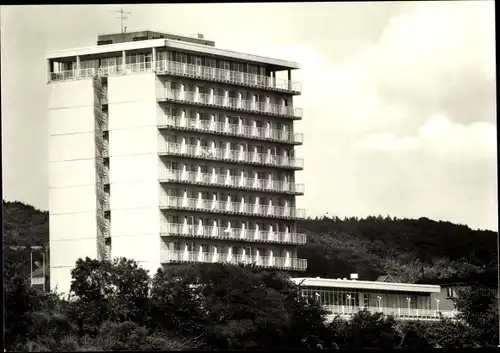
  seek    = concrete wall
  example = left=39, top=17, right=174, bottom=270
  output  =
left=107, top=72, right=161, bottom=276
left=47, top=79, right=97, bottom=296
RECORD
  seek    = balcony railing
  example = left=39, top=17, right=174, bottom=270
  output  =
left=159, top=169, right=304, bottom=195
left=323, top=305, right=457, bottom=321
left=49, top=62, right=154, bottom=82
left=161, top=250, right=307, bottom=271
left=160, top=89, right=303, bottom=119
left=50, top=68, right=96, bottom=81
left=49, top=61, right=302, bottom=95
left=158, top=142, right=304, bottom=170
left=155, top=60, right=301, bottom=93
left=161, top=223, right=307, bottom=245
left=157, top=115, right=303, bottom=145
left=160, top=195, right=305, bottom=219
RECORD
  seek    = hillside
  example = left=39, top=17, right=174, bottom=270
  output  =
left=298, top=215, right=497, bottom=282
left=3, top=200, right=49, bottom=281
left=3, top=200, right=49, bottom=248
left=2, top=200, right=497, bottom=284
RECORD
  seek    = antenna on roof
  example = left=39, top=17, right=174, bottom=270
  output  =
left=114, top=8, right=132, bottom=34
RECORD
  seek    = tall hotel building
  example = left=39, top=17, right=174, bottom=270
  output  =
left=47, top=31, right=306, bottom=294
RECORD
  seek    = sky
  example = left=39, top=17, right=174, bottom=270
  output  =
left=1, top=2, right=497, bottom=231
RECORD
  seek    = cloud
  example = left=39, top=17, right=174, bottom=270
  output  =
left=294, top=2, right=497, bottom=230
left=233, top=3, right=497, bottom=230
left=352, top=114, right=497, bottom=160
left=318, top=1, right=496, bottom=136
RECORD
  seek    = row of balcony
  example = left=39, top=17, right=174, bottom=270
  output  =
left=323, top=305, right=457, bottom=321
left=157, top=115, right=303, bottom=145
left=161, top=250, right=307, bottom=271
left=160, top=89, right=302, bottom=119
left=49, top=60, right=302, bottom=94
left=161, top=223, right=306, bottom=245
left=159, top=169, right=304, bottom=195
left=156, top=60, right=301, bottom=93
left=158, top=142, right=304, bottom=170
left=160, top=196, right=305, bottom=220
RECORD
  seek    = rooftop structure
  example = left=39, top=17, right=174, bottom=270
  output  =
left=46, top=31, right=305, bottom=296
left=96, top=30, right=216, bottom=47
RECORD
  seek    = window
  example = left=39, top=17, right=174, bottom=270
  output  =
left=98, top=39, right=113, bottom=45
left=206, top=58, right=216, bottom=68
left=156, top=50, right=167, bottom=62
left=176, top=52, right=188, bottom=63
left=446, top=287, right=455, bottom=298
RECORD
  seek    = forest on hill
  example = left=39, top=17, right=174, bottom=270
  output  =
left=298, top=215, right=497, bottom=283
left=2, top=200, right=497, bottom=283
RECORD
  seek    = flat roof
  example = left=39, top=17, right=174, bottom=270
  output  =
left=46, top=38, right=300, bottom=70
left=291, top=277, right=441, bottom=294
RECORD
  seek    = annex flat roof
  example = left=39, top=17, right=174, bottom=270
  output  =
left=46, top=38, right=300, bottom=70
left=291, top=277, right=441, bottom=294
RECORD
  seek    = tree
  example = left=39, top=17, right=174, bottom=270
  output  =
left=343, top=310, right=401, bottom=349
left=4, top=276, right=41, bottom=350
left=149, top=266, right=207, bottom=341
left=152, top=263, right=333, bottom=350
left=398, top=321, right=434, bottom=349
left=67, top=257, right=152, bottom=336
left=454, top=285, right=499, bottom=347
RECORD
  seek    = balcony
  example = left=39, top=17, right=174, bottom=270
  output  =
left=158, top=89, right=303, bottom=119
left=49, top=62, right=154, bottom=82
left=323, top=305, right=457, bottom=322
left=160, top=196, right=305, bottom=220
left=161, top=250, right=307, bottom=271
left=155, top=60, right=301, bottom=94
left=157, top=115, right=303, bottom=145
left=49, top=61, right=302, bottom=96
left=50, top=68, right=96, bottom=81
left=158, top=142, right=304, bottom=170
left=159, top=169, right=304, bottom=195
left=161, top=223, right=307, bottom=245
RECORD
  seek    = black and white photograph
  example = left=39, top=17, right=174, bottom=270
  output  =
left=1, top=1, right=497, bottom=350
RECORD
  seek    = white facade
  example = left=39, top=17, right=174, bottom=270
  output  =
left=48, top=80, right=97, bottom=295
left=47, top=33, right=306, bottom=296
